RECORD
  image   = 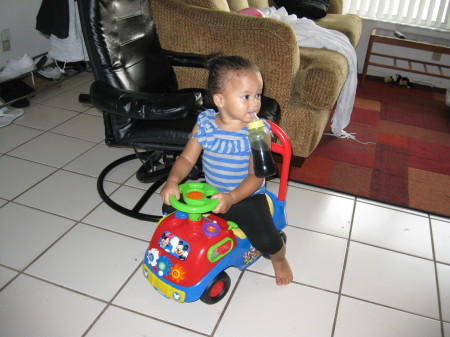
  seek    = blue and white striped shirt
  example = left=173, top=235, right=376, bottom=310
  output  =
left=195, top=109, right=266, bottom=195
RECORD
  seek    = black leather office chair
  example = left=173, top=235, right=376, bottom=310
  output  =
left=77, top=0, right=280, bottom=222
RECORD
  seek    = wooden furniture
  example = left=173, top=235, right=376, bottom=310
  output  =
left=361, top=28, right=450, bottom=86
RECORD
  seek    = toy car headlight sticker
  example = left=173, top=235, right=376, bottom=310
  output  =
left=147, top=248, right=159, bottom=267
left=159, top=231, right=190, bottom=260
left=170, top=264, right=187, bottom=283
left=157, top=256, right=173, bottom=276
left=208, top=237, right=234, bottom=263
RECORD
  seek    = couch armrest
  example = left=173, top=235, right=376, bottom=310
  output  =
left=152, top=0, right=300, bottom=112
left=296, top=47, right=347, bottom=110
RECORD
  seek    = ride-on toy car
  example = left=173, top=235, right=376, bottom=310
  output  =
left=142, top=121, right=292, bottom=304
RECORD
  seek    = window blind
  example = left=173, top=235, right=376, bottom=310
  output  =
left=343, top=0, right=450, bottom=30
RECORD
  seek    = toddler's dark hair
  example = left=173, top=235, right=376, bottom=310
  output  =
left=204, top=53, right=260, bottom=106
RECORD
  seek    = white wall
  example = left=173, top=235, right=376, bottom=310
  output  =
left=0, top=0, right=50, bottom=68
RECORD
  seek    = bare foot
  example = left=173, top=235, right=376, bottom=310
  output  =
left=270, top=242, right=293, bottom=285
left=271, top=257, right=293, bottom=286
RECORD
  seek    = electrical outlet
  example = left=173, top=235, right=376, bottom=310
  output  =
left=2, top=39, right=10, bottom=52
left=1, top=29, right=11, bottom=52
left=1, top=29, right=10, bottom=41
left=432, top=52, right=442, bottom=61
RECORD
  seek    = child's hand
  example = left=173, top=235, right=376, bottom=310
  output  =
left=210, top=192, right=234, bottom=214
left=160, top=181, right=180, bottom=205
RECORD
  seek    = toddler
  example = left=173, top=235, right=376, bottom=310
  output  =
left=160, top=53, right=293, bottom=285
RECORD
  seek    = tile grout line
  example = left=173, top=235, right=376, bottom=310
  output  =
left=286, top=220, right=448, bottom=267
left=428, top=214, right=445, bottom=337
left=80, top=261, right=210, bottom=337
left=0, top=220, right=80, bottom=293
left=330, top=197, right=357, bottom=337
left=80, top=262, right=141, bottom=337
left=210, top=270, right=246, bottom=337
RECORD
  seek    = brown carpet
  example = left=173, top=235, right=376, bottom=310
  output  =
left=288, top=76, right=450, bottom=218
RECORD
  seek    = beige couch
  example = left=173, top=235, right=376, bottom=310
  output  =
left=151, top=0, right=362, bottom=157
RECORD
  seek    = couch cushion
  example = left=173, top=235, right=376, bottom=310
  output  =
left=186, top=0, right=230, bottom=11
left=248, top=0, right=272, bottom=8
left=227, top=0, right=271, bottom=11
left=227, top=0, right=249, bottom=11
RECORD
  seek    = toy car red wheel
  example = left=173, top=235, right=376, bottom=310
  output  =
left=200, top=271, right=231, bottom=304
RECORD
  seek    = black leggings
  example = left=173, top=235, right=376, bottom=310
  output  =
left=163, top=193, right=283, bottom=255
left=220, top=194, right=283, bottom=255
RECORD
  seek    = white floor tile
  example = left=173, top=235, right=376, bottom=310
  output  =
left=0, top=274, right=105, bottom=337
left=86, top=305, right=204, bottom=337
left=334, top=296, right=442, bottom=337
left=113, top=267, right=241, bottom=335
left=15, top=103, right=78, bottom=131
left=70, top=79, right=94, bottom=93
left=83, top=106, right=102, bottom=117
left=358, top=198, right=428, bottom=217
left=26, top=224, right=146, bottom=301
left=445, top=322, right=450, bottom=337
left=214, top=272, right=338, bottom=337
left=28, top=85, right=68, bottom=104
left=15, top=170, right=117, bottom=221
left=0, top=124, right=42, bottom=154
left=41, top=90, right=92, bottom=112
left=63, top=143, right=134, bottom=182
left=51, top=113, right=105, bottom=143
left=352, top=202, right=433, bottom=258
left=0, top=203, right=75, bottom=270
left=437, top=263, right=450, bottom=322
left=249, top=226, right=347, bottom=292
left=9, top=132, right=95, bottom=168
left=342, top=242, right=439, bottom=319
left=83, top=185, right=161, bottom=240
left=284, top=185, right=354, bottom=238
left=432, top=219, right=450, bottom=264
left=0, top=198, right=6, bottom=207
left=0, top=156, right=56, bottom=200
left=0, top=266, right=17, bottom=289
left=58, top=72, right=93, bottom=91
left=288, top=180, right=352, bottom=198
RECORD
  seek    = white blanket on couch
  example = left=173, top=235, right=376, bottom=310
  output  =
left=261, top=6, right=358, bottom=139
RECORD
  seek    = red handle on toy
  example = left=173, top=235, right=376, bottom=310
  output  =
left=267, top=121, right=292, bottom=202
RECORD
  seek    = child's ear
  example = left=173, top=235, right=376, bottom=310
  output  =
left=213, top=93, right=224, bottom=108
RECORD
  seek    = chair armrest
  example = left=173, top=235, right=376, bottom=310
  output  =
left=89, top=81, right=202, bottom=120
left=165, top=50, right=206, bottom=69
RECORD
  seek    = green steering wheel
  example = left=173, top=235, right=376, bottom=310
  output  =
left=169, top=182, right=219, bottom=220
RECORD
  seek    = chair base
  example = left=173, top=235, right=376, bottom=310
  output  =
left=97, top=153, right=168, bottom=222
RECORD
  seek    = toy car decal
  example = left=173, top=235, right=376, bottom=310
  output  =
left=207, top=237, right=234, bottom=262
left=244, top=245, right=261, bottom=264
left=159, top=231, right=190, bottom=260
left=170, top=264, right=187, bottom=283
left=156, top=255, right=173, bottom=276
left=147, top=248, right=159, bottom=267
left=173, top=292, right=182, bottom=301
